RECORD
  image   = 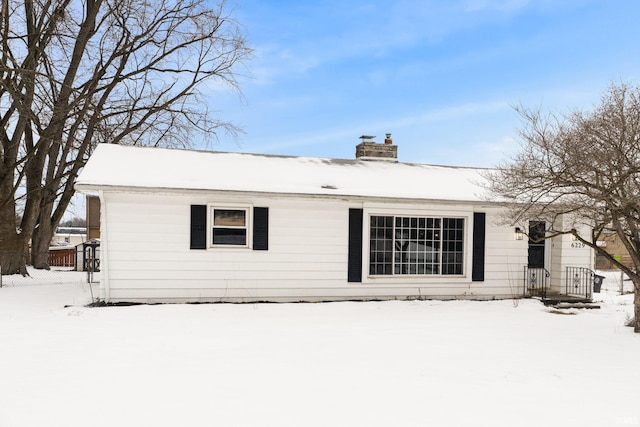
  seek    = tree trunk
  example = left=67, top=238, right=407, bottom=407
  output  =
left=0, top=248, right=27, bottom=276
left=0, top=207, right=28, bottom=276
left=31, top=223, right=52, bottom=270
left=30, top=190, right=61, bottom=270
left=0, top=172, right=28, bottom=275
left=635, top=286, right=640, bottom=333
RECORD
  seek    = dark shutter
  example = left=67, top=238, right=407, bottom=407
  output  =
left=253, top=207, right=269, bottom=250
left=190, top=205, right=207, bottom=249
left=348, top=208, right=363, bottom=283
left=472, top=212, right=486, bottom=282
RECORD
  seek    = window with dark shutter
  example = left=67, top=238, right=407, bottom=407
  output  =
left=472, top=212, right=486, bottom=282
left=190, top=205, right=207, bottom=249
left=348, top=208, right=363, bottom=282
left=253, top=207, right=269, bottom=250
left=368, top=215, right=465, bottom=276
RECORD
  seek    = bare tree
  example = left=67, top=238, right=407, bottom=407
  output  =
left=0, top=0, right=251, bottom=275
left=485, top=82, right=640, bottom=332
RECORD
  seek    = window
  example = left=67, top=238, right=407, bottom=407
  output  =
left=369, top=215, right=464, bottom=276
left=211, top=208, right=249, bottom=246
left=191, top=205, right=268, bottom=250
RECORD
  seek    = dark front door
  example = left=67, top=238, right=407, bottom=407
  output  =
left=528, top=221, right=546, bottom=268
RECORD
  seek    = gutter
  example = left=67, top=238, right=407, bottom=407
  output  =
left=74, top=183, right=492, bottom=207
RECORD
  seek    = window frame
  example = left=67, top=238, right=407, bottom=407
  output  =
left=367, top=213, right=466, bottom=278
left=208, top=204, right=253, bottom=249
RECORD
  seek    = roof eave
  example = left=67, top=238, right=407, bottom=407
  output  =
left=74, top=182, right=493, bottom=206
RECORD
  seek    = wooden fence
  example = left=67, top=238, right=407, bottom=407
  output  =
left=48, top=248, right=76, bottom=268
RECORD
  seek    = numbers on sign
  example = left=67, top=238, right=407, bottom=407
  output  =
left=571, top=242, right=586, bottom=248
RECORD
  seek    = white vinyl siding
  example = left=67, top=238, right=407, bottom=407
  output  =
left=97, top=192, right=588, bottom=303
left=101, top=192, right=351, bottom=302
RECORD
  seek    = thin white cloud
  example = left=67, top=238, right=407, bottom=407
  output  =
left=224, top=0, right=638, bottom=169
left=250, top=100, right=511, bottom=154
left=243, top=0, right=538, bottom=87
left=370, top=101, right=511, bottom=132
left=463, top=0, right=529, bottom=13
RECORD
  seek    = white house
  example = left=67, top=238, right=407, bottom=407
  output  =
left=74, top=139, right=594, bottom=304
left=51, top=227, right=87, bottom=247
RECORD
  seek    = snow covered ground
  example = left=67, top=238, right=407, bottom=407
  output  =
left=0, top=270, right=638, bottom=427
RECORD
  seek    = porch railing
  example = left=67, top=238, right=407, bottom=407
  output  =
left=565, top=267, right=593, bottom=300
left=523, top=266, right=550, bottom=298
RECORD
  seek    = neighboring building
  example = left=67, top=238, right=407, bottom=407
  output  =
left=75, top=138, right=594, bottom=304
left=594, top=230, right=633, bottom=270
left=48, top=227, right=87, bottom=268
left=51, top=227, right=87, bottom=247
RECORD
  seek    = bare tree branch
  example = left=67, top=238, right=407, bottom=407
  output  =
left=484, top=82, right=640, bottom=332
left=0, top=0, right=252, bottom=274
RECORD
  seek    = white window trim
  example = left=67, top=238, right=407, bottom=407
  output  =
left=362, top=207, right=472, bottom=284
left=208, top=204, right=253, bottom=249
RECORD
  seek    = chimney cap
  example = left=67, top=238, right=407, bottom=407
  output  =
left=359, top=135, right=376, bottom=141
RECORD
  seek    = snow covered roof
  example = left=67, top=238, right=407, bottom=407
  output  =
left=75, top=144, right=491, bottom=202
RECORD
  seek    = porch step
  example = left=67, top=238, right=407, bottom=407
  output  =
left=530, top=290, right=595, bottom=306
left=543, top=301, right=601, bottom=309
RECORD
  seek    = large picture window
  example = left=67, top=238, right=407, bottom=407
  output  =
left=369, top=215, right=464, bottom=276
left=211, top=208, right=249, bottom=246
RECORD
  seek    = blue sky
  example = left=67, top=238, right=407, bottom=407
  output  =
left=211, top=0, right=640, bottom=167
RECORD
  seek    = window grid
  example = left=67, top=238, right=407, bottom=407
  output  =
left=394, top=216, right=441, bottom=275
left=369, top=215, right=464, bottom=276
left=369, top=216, right=393, bottom=275
left=442, top=218, right=464, bottom=275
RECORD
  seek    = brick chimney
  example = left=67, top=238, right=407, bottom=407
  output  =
left=355, top=134, right=398, bottom=161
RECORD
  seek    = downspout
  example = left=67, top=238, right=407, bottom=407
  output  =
left=98, top=190, right=110, bottom=302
